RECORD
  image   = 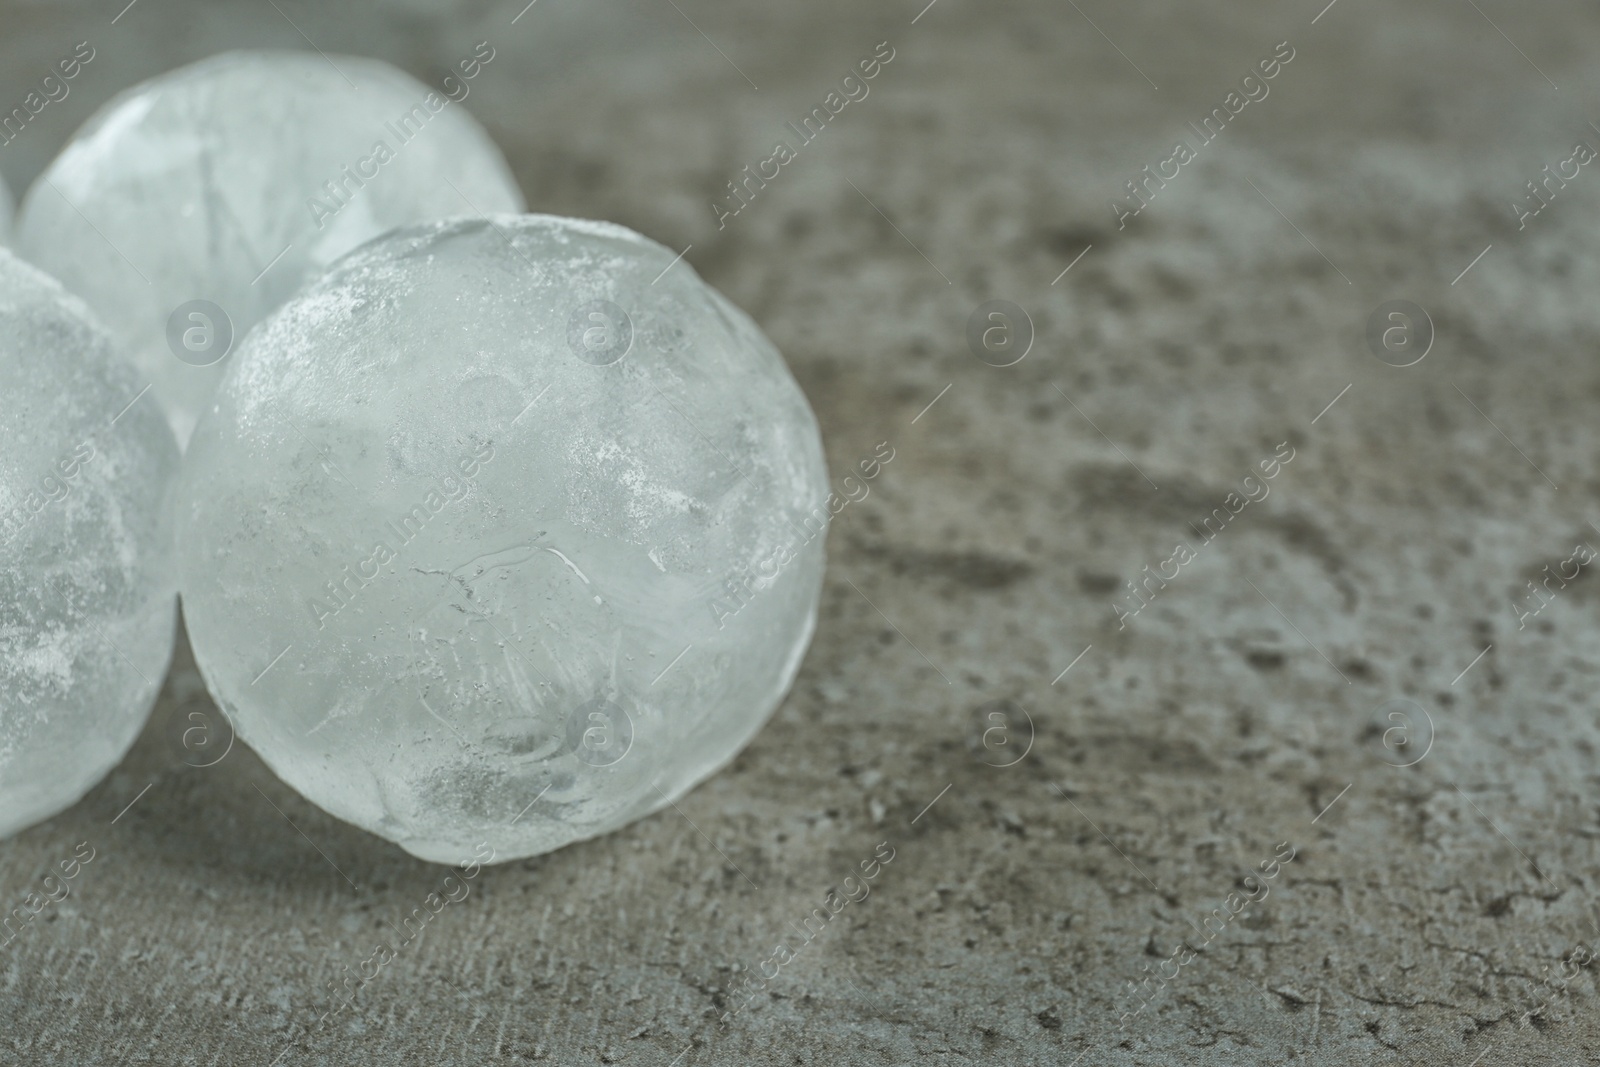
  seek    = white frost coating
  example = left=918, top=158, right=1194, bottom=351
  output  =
left=0, top=250, right=180, bottom=838
left=178, top=215, right=829, bottom=864
left=16, top=50, right=525, bottom=447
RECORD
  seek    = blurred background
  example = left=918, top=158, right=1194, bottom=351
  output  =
left=4, top=0, right=1600, bottom=1063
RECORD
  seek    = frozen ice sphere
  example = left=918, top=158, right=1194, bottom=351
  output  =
left=179, top=215, right=829, bottom=864
left=0, top=250, right=180, bottom=839
left=15, top=50, right=525, bottom=447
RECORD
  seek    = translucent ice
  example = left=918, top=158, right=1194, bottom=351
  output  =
left=0, top=250, right=180, bottom=839
left=16, top=50, right=525, bottom=447
left=179, top=216, right=829, bottom=864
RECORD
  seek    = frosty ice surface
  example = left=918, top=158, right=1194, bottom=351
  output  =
left=0, top=250, right=179, bottom=838
left=178, top=215, right=829, bottom=863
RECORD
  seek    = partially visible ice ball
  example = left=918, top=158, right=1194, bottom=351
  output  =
left=179, top=215, right=829, bottom=864
left=0, top=172, right=12, bottom=243
left=0, top=250, right=180, bottom=838
left=16, top=50, right=525, bottom=447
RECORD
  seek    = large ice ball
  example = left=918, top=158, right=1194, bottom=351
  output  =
left=16, top=50, right=525, bottom=447
left=179, top=216, right=829, bottom=864
left=0, top=250, right=179, bottom=838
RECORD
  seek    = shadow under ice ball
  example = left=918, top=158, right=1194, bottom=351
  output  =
left=0, top=250, right=179, bottom=838
left=16, top=50, right=524, bottom=447
left=178, top=216, right=829, bottom=864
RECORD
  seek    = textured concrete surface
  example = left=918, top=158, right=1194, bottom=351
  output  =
left=4, top=0, right=1600, bottom=1063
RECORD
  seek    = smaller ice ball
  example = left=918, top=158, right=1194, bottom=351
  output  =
left=17, top=49, right=526, bottom=447
left=0, top=249, right=180, bottom=839
left=179, top=215, right=830, bottom=864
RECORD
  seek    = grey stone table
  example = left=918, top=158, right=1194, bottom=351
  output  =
left=3, top=0, right=1600, bottom=1063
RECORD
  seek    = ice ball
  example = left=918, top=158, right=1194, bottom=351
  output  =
left=16, top=50, right=525, bottom=447
left=0, top=249, right=180, bottom=838
left=179, top=215, right=829, bottom=864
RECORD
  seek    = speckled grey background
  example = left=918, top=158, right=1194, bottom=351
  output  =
left=4, top=0, right=1600, bottom=1063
